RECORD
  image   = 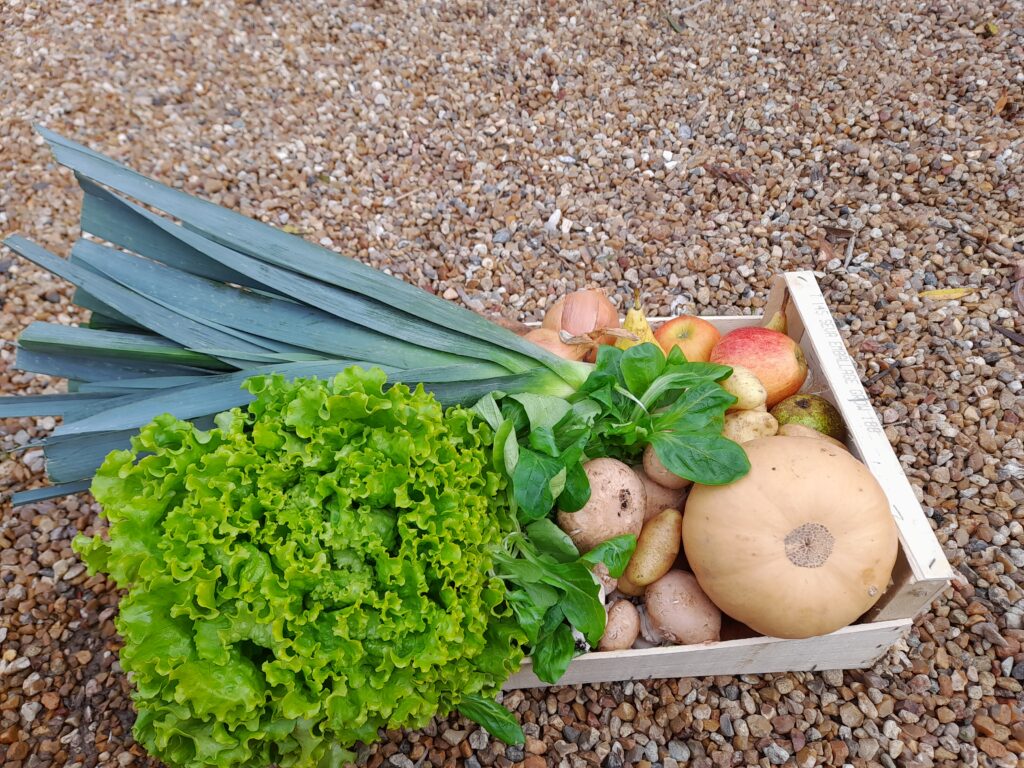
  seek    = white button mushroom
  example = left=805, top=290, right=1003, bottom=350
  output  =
left=642, top=570, right=722, bottom=645
left=598, top=600, right=641, bottom=651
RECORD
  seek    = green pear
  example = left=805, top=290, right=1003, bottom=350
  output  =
left=769, top=394, right=847, bottom=442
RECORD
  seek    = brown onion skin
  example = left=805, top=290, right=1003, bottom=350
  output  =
left=540, top=289, right=619, bottom=362
left=541, top=296, right=566, bottom=331
left=523, top=328, right=589, bottom=361
left=560, top=289, right=620, bottom=344
left=561, top=289, right=618, bottom=333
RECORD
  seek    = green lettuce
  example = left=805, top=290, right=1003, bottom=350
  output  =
left=75, top=367, right=525, bottom=768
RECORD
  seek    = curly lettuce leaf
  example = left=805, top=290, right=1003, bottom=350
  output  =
left=75, top=368, right=525, bottom=768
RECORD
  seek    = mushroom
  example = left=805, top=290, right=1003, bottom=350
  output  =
left=591, top=561, right=618, bottom=595
left=642, top=570, right=721, bottom=645
left=642, top=444, right=691, bottom=490
left=633, top=465, right=688, bottom=522
left=556, top=458, right=646, bottom=553
left=598, top=600, right=641, bottom=651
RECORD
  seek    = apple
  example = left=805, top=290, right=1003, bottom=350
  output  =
left=653, top=315, right=721, bottom=363
left=709, top=327, right=808, bottom=407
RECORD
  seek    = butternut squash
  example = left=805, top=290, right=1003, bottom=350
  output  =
left=682, top=436, right=898, bottom=639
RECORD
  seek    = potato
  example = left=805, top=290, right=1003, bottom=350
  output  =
left=721, top=364, right=768, bottom=411
left=623, top=508, right=683, bottom=588
left=634, top=466, right=688, bottom=522
left=777, top=422, right=848, bottom=450
left=642, top=444, right=691, bottom=490
left=598, top=600, right=641, bottom=651
left=722, top=410, right=778, bottom=444
left=614, top=571, right=646, bottom=597
left=556, top=458, right=646, bottom=553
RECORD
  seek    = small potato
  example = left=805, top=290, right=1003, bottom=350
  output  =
left=721, top=364, right=768, bottom=411
left=598, top=600, right=641, bottom=651
left=642, top=444, right=691, bottom=490
left=777, top=423, right=848, bottom=450
left=634, top=466, right=688, bottom=522
left=614, top=571, right=646, bottom=597
left=623, top=508, right=683, bottom=588
left=722, top=410, right=778, bottom=444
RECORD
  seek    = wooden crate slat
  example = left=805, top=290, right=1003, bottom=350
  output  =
left=504, top=619, right=912, bottom=689
left=780, top=273, right=953, bottom=602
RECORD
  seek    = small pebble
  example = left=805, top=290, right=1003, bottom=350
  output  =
left=468, top=729, right=488, bottom=750
left=764, top=742, right=790, bottom=765
left=668, top=741, right=690, bottom=762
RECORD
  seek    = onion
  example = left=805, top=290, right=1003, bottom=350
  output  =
left=523, top=328, right=589, bottom=361
left=561, top=289, right=620, bottom=340
left=541, top=296, right=566, bottom=331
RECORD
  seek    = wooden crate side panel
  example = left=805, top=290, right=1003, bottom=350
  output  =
left=503, top=619, right=912, bottom=689
left=781, top=272, right=953, bottom=601
left=870, top=576, right=952, bottom=623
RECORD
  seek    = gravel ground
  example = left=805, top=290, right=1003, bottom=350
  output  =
left=2, top=1, right=1023, bottom=767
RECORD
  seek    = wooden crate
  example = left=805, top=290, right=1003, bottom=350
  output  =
left=504, top=270, right=952, bottom=688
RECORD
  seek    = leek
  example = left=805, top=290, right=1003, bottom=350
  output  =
left=0, top=127, right=589, bottom=502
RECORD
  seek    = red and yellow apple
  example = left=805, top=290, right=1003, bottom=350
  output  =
left=653, top=315, right=721, bottom=363
left=709, top=327, right=808, bottom=407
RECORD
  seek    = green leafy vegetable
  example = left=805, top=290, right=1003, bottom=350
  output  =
left=531, top=620, right=576, bottom=684
left=492, top=532, right=636, bottom=684
left=619, top=341, right=666, bottom=396
left=512, top=449, right=567, bottom=521
left=524, top=519, right=579, bottom=563
left=457, top=694, right=525, bottom=746
left=581, top=535, right=639, bottom=578
left=648, top=383, right=751, bottom=485
left=491, top=343, right=749, bottom=524
left=74, top=368, right=525, bottom=768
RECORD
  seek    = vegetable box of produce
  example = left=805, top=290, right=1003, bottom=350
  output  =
left=0, top=128, right=951, bottom=768
left=503, top=272, right=954, bottom=688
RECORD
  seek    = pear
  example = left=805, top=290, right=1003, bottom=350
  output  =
left=616, top=290, right=660, bottom=351
left=770, top=394, right=847, bottom=442
left=763, top=291, right=790, bottom=334
left=763, top=309, right=787, bottom=334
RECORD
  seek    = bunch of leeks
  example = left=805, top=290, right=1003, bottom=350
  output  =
left=1, top=127, right=589, bottom=505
